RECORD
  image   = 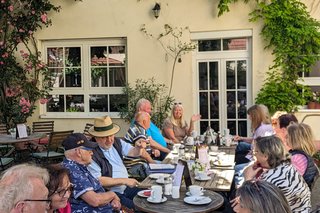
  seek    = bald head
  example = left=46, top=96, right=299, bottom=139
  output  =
left=135, top=112, right=151, bottom=129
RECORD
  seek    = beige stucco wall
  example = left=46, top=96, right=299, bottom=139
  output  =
left=26, top=0, right=320, bottom=136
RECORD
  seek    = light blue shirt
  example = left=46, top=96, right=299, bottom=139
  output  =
left=88, top=140, right=133, bottom=194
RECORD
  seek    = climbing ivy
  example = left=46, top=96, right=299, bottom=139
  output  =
left=217, top=0, right=320, bottom=114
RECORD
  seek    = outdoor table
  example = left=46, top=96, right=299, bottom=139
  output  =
left=139, top=169, right=234, bottom=192
left=0, top=133, right=46, bottom=144
left=133, top=189, right=224, bottom=213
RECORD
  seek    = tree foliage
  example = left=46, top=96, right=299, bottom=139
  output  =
left=118, top=78, right=175, bottom=127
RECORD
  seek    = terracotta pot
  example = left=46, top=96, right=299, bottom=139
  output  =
left=308, top=101, right=317, bottom=109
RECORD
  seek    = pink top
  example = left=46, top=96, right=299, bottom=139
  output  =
left=57, top=202, right=71, bottom=213
left=291, top=154, right=308, bottom=175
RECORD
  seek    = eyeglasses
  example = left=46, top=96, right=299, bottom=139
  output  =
left=174, top=102, right=182, bottom=105
left=23, top=199, right=51, bottom=206
left=55, top=184, right=73, bottom=197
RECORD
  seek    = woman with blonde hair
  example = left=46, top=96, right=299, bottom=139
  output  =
left=286, top=123, right=319, bottom=188
left=162, top=102, right=201, bottom=143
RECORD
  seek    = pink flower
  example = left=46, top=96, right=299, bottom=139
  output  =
left=18, top=28, right=25, bottom=33
left=41, top=14, right=47, bottom=23
left=39, top=98, right=48, bottom=104
left=31, top=10, right=35, bottom=15
left=1, top=0, right=5, bottom=4
left=8, top=5, right=13, bottom=12
left=2, top=52, right=8, bottom=58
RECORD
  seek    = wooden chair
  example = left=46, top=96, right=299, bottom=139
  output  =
left=31, top=130, right=73, bottom=164
left=32, top=121, right=54, bottom=144
left=0, top=124, right=8, bottom=135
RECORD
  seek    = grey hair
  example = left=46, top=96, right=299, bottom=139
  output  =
left=0, top=163, right=49, bottom=212
left=135, top=98, right=150, bottom=112
left=237, top=180, right=292, bottom=213
left=255, top=135, right=290, bottom=168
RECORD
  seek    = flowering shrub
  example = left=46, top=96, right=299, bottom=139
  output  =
left=0, top=0, right=61, bottom=127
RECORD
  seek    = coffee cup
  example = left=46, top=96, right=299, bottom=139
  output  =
left=210, top=145, right=218, bottom=151
left=164, top=182, right=172, bottom=195
left=171, top=186, right=180, bottom=199
left=189, top=185, right=204, bottom=196
left=151, top=185, right=163, bottom=202
left=198, top=171, right=209, bottom=180
left=173, top=144, right=181, bottom=153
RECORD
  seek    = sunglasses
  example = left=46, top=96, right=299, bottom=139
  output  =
left=174, top=102, right=182, bottom=105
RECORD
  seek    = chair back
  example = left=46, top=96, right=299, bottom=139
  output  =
left=48, top=130, right=74, bottom=152
left=83, top=123, right=93, bottom=137
left=0, top=124, right=8, bottom=135
left=32, top=121, right=54, bottom=135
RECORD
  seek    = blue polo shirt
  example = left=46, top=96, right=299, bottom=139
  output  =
left=147, top=121, right=167, bottom=147
left=62, top=158, right=113, bottom=213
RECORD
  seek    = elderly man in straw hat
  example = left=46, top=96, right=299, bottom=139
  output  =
left=87, top=116, right=154, bottom=211
left=62, top=133, right=121, bottom=213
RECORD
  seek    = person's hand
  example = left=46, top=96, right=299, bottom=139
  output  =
left=125, top=178, right=140, bottom=188
left=243, top=164, right=262, bottom=180
left=152, top=149, right=160, bottom=157
left=230, top=196, right=240, bottom=208
left=111, top=197, right=121, bottom=210
left=191, top=114, right=201, bottom=122
left=135, top=139, right=147, bottom=149
left=233, top=135, right=242, bottom=141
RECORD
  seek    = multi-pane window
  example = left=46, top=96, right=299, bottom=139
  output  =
left=43, top=39, right=127, bottom=117
left=299, top=60, right=320, bottom=104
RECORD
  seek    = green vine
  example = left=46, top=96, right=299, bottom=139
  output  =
left=217, top=0, right=320, bottom=114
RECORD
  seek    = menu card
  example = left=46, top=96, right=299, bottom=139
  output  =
left=16, top=124, right=28, bottom=138
left=198, top=146, right=210, bottom=171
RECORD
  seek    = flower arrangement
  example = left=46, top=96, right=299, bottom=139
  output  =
left=312, top=92, right=320, bottom=103
left=191, top=160, right=206, bottom=172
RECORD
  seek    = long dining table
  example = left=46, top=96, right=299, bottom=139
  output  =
left=139, top=144, right=236, bottom=192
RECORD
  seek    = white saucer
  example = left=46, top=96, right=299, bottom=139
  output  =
left=137, top=190, right=151, bottom=198
left=149, top=173, right=171, bottom=179
left=195, top=176, right=211, bottom=181
left=184, top=196, right=212, bottom=205
left=212, top=161, right=234, bottom=167
left=147, top=196, right=167, bottom=203
left=186, top=191, right=204, bottom=196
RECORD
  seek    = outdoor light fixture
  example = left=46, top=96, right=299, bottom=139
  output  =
left=152, top=3, right=161, bottom=19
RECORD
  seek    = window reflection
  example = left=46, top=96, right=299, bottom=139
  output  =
left=198, top=40, right=221, bottom=52
left=199, top=62, right=208, bottom=90
left=90, top=95, right=108, bottom=112
left=223, top=38, right=247, bottom=50
left=226, top=61, right=235, bottom=89
left=47, top=47, right=63, bottom=67
left=237, top=60, right=247, bottom=89
left=209, top=62, right=219, bottom=90
left=66, top=95, right=84, bottom=112
left=47, top=95, right=64, bottom=112
left=110, top=95, right=126, bottom=112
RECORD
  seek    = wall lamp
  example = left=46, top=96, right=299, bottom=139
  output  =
left=152, top=3, right=161, bottom=19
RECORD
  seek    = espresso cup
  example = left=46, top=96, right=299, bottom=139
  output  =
left=151, top=185, right=163, bottom=202
left=189, top=185, right=204, bottom=196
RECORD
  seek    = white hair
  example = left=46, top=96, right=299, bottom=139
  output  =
left=135, top=98, right=150, bottom=112
left=0, top=163, right=49, bottom=212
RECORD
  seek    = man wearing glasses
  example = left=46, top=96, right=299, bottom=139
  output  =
left=62, top=133, right=121, bottom=213
left=0, top=163, right=50, bottom=213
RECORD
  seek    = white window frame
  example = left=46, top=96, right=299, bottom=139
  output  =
left=40, top=38, right=127, bottom=118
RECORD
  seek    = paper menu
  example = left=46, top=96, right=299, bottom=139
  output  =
left=16, top=124, right=28, bottom=138
left=172, top=163, right=184, bottom=187
left=149, top=164, right=175, bottom=170
left=198, top=146, right=210, bottom=171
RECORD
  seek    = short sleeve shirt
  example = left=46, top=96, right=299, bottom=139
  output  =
left=62, top=158, right=113, bottom=213
left=162, top=118, right=188, bottom=142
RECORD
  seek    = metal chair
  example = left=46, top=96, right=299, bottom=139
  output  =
left=31, top=130, right=73, bottom=164
left=0, top=145, right=15, bottom=171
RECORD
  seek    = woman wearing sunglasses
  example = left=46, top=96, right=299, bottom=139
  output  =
left=46, top=164, right=72, bottom=213
left=162, top=102, right=201, bottom=144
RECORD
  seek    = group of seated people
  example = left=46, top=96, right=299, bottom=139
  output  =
left=232, top=104, right=319, bottom=213
left=0, top=100, right=319, bottom=213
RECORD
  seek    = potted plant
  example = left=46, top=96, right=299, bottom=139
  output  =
left=307, top=92, right=320, bottom=109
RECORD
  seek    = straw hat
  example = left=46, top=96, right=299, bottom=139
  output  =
left=88, top=116, right=120, bottom=137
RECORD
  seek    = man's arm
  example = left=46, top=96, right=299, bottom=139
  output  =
left=80, top=190, right=121, bottom=208
left=98, top=176, right=139, bottom=188
left=149, top=138, right=170, bottom=153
